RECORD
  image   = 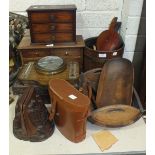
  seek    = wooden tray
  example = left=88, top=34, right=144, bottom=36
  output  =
left=89, top=104, right=142, bottom=128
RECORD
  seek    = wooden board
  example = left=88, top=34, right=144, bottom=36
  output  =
left=89, top=104, right=141, bottom=128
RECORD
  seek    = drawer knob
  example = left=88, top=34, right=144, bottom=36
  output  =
left=56, top=113, right=60, bottom=116
left=50, top=15, right=55, bottom=21
left=51, top=36, right=55, bottom=41
left=65, top=51, right=69, bottom=56
left=51, top=25, right=55, bottom=31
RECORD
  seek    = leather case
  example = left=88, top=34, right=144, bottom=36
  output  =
left=13, top=87, right=54, bottom=142
left=48, top=79, right=90, bottom=143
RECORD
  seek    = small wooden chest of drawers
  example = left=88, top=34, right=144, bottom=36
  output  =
left=17, top=32, right=85, bottom=71
left=27, top=5, right=77, bottom=44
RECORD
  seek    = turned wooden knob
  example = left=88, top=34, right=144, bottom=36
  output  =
left=65, top=51, right=69, bottom=56
left=51, top=35, right=55, bottom=41
left=51, top=25, right=55, bottom=31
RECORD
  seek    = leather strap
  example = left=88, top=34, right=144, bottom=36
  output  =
left=18, top=87, right=30, bottom=137
left=48, top=87, right=64, bottom=121
left=22, top=87, right=37, bottom=137
left=49, top=95, right=57, bottom=121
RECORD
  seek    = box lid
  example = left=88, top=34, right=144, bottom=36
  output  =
left=27, top=5, right=77, bottom=12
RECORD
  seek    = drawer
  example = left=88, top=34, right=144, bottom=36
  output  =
left=21, top=50, right=51, bottom=58
left=32, top=33, right=74, bottom=43
left=51, top=48, right=81, bottom=57
left=64, top=57, right=81, bottom=64
left=31, top=23, right=73, bottom=33
left=29, top=11, right=74, bottom=23
left=22, top=57, right=41, bottom=63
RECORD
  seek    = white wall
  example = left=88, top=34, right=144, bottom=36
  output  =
left=9, top=0, right=144, bottom=61
left=121, top=0, right=144, bottom=61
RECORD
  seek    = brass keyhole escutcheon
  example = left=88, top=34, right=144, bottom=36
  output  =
left=51, top=25, right=55, bottom=31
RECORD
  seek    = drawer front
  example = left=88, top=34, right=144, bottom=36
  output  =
left=29, top=11, right=74, bottom=23
left=32, top=33, right=74, bottom=43
left=22, top=57, right=42, bottom=64
left=31, top=23, right=73, bottom=33
left=20, top=48, right=83, bottom=71
left=21, top=50, right=51, bottom=58
left=51, top=48, right=81, bottom=57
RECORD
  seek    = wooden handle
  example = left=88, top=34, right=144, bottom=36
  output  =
left=109, top=17, right=118, bottom=32
left=49, top=97, right=57, bottom=121
left=51, top=25, right=55, bottom=31
left=87, top=84, right=92, bottom=99
left=51, top=35, right=55, bottom=41
left=50, top=15, right=55, bottom=21
left=65, top=51, right=69, bottom=56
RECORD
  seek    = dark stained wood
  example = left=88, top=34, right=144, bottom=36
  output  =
left=27, top=5, right=76, bottom=44
left=18, top=31, right=85, bottom=48
left=31, top=23, right=73, bottom=33
left=21, top=49, right=51, bottom=58
left=29, top=11, right=74, bottom=23
left=32, top=32, right=74, bottom=43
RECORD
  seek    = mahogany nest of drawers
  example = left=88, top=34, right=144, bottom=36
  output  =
left=27, top=5, right=77, bottom=44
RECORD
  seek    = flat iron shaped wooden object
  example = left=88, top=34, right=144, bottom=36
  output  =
left=96, top=17, right=123, bottom=51
left=96, top=58, right=134, bottom=108
left=48, top=79, right=90, bottom=143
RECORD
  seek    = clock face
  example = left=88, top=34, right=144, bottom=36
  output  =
left=36, top=56, right=65, bottom=72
